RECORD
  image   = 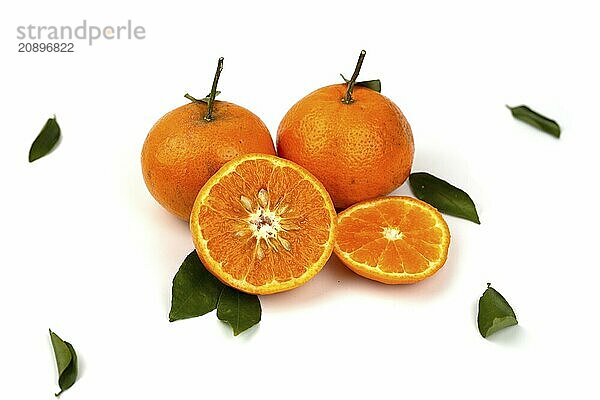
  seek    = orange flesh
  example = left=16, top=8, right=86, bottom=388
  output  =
left=335, top=197, right=450, bottom=283
left=191, top=154, right=336, bottom=294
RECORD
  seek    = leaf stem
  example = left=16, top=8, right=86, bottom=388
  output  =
left=55, top=390, right=63, bottom=397
left=184, top=93, right=199, bottom=102
left=205, top=57, right=224, bottom=122
left=342, top=50, right=366, bottom=104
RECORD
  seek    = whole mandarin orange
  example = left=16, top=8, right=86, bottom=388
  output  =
left=277, top=51, right=414, bottom=209
left=141, top=58, right=276, bottom=220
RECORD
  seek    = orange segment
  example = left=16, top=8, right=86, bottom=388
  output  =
left=190, top=154, right=337, bottom=294
left=334, top=196, right=450, bottom=284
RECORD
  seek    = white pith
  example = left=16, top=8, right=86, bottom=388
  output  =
left=239, top=188, right=295, bottom=260
left=383, top=227, right=404, bottom=241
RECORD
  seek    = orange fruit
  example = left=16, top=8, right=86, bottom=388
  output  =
left=141, top=58, right=276, bottom=220
left=190, top=154, right=337, bottom=294
left=277, top=51, right=414, bottom=209
left=141, top=101, right=275, bottom=220
left=334, top=196, right=450, bottom=284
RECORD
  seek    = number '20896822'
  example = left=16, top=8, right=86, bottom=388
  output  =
left=18, top=42, right=74, bottom=52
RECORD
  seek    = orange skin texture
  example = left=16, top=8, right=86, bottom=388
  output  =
left=277, top=84, right=414, bottom=209
left=141, top=101, right=276, bottom=220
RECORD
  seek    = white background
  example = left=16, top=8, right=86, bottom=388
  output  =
left=1, top=0, right=599, bottom=398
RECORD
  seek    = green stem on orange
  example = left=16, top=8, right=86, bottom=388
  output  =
left=342, top=50, right=366, bottom=104
left=204, top=57, right=224, bottom=122
left=184, top=93, right=199, bottom=102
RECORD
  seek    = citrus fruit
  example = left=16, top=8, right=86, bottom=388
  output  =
left=190, top=154, right=337, bottom=294
left=277, top=50, right=414, bottom=209
left=141, top=58, right=276, bottom=220
left=334, top=196, right=450, bottom=284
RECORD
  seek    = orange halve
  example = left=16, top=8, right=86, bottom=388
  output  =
left=190, top=154, right=337, bottom=294
left=334, top=196, right=450, bottom=284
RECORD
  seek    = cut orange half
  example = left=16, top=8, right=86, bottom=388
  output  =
left=334, top=196, right=450, bottom=284
left=190, top=154, right=337, bottom=295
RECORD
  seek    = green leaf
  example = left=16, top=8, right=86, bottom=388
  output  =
left=477, top=283, right=518, bottom=338
left=507, top=105, right=560, bottom=138
left=169, top=251, right=223, bottom=321
left=356, top=79, right=381, bottom=92
left=184, top=91, right=221, bottom=103
left=49, top=329, right=78, bottom=397
left=29, top=116, right=61, bottom=162
left=409, top=172, right=480, bottom=224
left=340, top=74, right=381, bottom=92
left=169, top=250, right=261, bottom=336
left=217, top=286, right=262, bottom=336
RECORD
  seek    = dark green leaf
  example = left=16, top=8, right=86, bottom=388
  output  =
left=169, top=251, right=223, bottom=322
left=409, top=172, right=480, bottom=224
left=29, top=116, right=61, bottom=162
left=49, top=329, right=78, bottom=397
left=340, top=74, right=381, bottom=92
left=507, top=105, right=560, bottom=138
left=184, top=91, right=221, bottom=103
left=477, top=283, right=518, bottom=338
left=169, top=250, right=261, bottom=336
left=356, top=79, right=381, bottom=92
left=217, top=286, right=261, bottom=336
